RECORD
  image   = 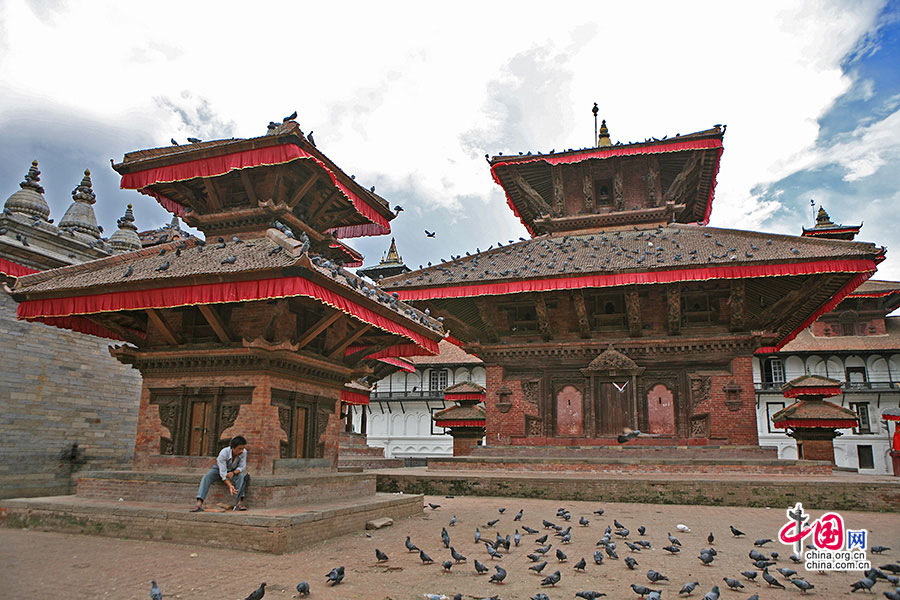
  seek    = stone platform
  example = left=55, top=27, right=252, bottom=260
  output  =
left=337, top=432, right=404, bottom=470
left=376, top=467, right=900, bottom=512
left=0, top=467, right=424, bottom=553
left=430, top=444, right=831, bottom=475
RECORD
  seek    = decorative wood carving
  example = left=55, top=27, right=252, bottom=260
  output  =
left=613, top=164, right=624, bottom=211
left=690, top=413, right=710, bottom=438
left=534, top=296, right=552, bottom=341
left=625, top=288, right=642, bottom=337
left=512, top=171, right=554, bottom=216
left=690, top=375, right=711, bottom=408
left=219, top=404, right=241, bottom=432
left=158, top=403, right=178, bottom=436
left=522, top=380, right=540, bottom=408
left=667, top=284, right=681, bottom=336
left=645, top=159, right=660, bottom=206
left=277, top=406, right=291, bottom=437
left=582, top=163, right=594, bottom=212
left=315, top=407, right=331, bottom=458
left=525, top=414, right=543, bottom=437
left=728, top=280, right=746, bottom=332
left=664, top=152, right=702, bottom=204
left=572, top=291, right=591, bottom=338
left=551, top=166, right=565, bottom=216
left=475, top=299, right=500, bottom=342
left=264, top=298, right=290, bottom=341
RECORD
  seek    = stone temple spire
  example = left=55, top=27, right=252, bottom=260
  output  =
left=598, top=119, right=611, bottom=147
left=59, top=169, right=101, bottom=239
left=108, top=204, right=142, bottom=253
left=4, top=160, right=51, bottom=221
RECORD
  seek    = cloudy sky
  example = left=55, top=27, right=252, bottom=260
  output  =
left=1, top=0, right=898, bottom=281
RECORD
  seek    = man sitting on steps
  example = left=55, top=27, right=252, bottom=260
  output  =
left=191, top=435, right=249, bottom=512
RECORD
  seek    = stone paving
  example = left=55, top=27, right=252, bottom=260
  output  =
left=2, top=494, right=898, bottom=599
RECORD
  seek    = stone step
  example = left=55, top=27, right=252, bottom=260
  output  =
left=338, top=457, right=405, bottom=470
left=338, top=432, right=370, bottom=447
left=469, top=444, right=778, bottom=460
left=339, top=446, right=391, bottom=458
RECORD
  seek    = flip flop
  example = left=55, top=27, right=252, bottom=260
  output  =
left=189, top=506, right=204, bottom=512
left=235, top=505, right=248, bottom=511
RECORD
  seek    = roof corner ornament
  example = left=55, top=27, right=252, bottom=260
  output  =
left=592, top=102, right=599, bottom=147
left=598, top=119, right=611, bottom=147
left=72, top=169, right=97, bottom=205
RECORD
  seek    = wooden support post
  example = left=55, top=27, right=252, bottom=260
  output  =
left=551, top=165, right=565, bottom=216
left=239, top=170, right=258, bottom=205
left=83, top=315, right=144, bottom=346
left=535, top=295, right=553, bottom=341
left=625, top=287, right=642, bottom=337
left=328, top=323, right=372, bottom=359
left=582, top=163, right=594, bottom=212
left=573, top=290, right=591, bottom=338
left=475, top=299, right=500, bottom=343
left=297, top=311, right=342, bottom=349
left=666, top=284, right=681, bottom=336
left=198, top=304, right=232, bottom=343
left=728, top=280, right=746, bottom=332
left=146, top=308, right=179, bottom=346
left=203, top=179, right=223, bottom=211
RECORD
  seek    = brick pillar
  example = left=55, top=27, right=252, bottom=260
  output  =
left=449, top=429, right=484, bottom=456
left=790, top=428, right=839, bottom=465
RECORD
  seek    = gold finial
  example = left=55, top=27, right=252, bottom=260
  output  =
left=598, top=119, right=611, bottom=147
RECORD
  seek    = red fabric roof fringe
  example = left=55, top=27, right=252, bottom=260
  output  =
left=434, top=419, right=486, bottom=428
left=376, top=357, right=416, bottom=373
left=782, top=386, right=843, bottom=399
left=0, top=257, right=39, bottom=278
left=774, top=419, right=859, bottom=428
left=18, top=276, right=439, bottom=355
left=32, top=315, right=132, bottom=341
left=344, top=343, right=437, bottom=359
left=120, top=145, right=391, bottom=239
left=341, top=389, right=370, bottom=405
left=444, top=393, right=485, bottom=401
left=491, top=138, right=724, bottom=236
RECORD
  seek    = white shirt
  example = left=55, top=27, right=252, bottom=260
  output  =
left=216, top=446, right=247, bottom=481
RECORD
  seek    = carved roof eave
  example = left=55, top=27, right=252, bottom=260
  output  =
left=533, top=204, right=681, bottom=233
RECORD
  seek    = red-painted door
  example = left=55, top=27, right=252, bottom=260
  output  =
left=555, top=385, right=583, bottom=436
left=647, top=384, right=676, bottom=435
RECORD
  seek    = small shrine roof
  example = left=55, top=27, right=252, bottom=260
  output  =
left=443, top=381, right=486, bottom=395
left=406, top=339, right=482, bottom=365
left=433, top=402, right=485, bottom=422
left=780, top=374, right=843, bottom=398
left=771, top=399, right=859, bottom=426
left=780, top=316, right=900, bottom=353
left=381, top=224, right=882, bottom=295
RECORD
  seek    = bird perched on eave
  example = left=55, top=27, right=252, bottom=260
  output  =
left=283, top=110, right=297, bottom=122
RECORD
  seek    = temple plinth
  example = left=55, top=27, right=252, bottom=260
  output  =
left=772, top=375, right=859, bottom=464
left=434, top=381, right=486, bottom=456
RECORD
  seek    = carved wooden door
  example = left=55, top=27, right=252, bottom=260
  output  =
left=555, top=385, right=583, bottom=436
left=292, top=406, right=309, bottom=458
left=595, top=382, right=630, bottom=435
left=188, top=400, right=211, bottom=455
left=647, top=383, right=676, bottom=435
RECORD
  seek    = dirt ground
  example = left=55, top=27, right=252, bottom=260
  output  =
left=2, top=495, right=898, bottom=600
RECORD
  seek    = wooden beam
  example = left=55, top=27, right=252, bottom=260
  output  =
left=582, top=163, right=594, bottom=212
left=319, top=206, right=357, bottom=231
left=263, top=298, right=290, bottom=341
left=663, top=152, right=702, bottom=205
left=296, top=310, right=342, bottom=349
left=512, top=170, right=554, bottom=216
left=239, top=170, right=258, bottom=205
left=625, top=287, right=642, bottom=337
left=309, top=188, right=341, bottom=222
left=534, top=295, right=553, bottom=341
left=197, top=304, right=231, bottom=343
left=475, top=299, right=500, bottom=343
left=83, top=315, right=144, bottom=346
left=551, top=165, right=565, bottom=216
left=286, top=172, right=320, bottom=209
left=572, top=290, right=591, bottom=338
left=203, top=179, right=223, bottom=211
left=328, top=323, right=372, bottom=359
left=728, top=280, right=746, bottom=332
left=146, top=308, right=179, bottom=346
left=345, top=341, right=393, bottom=365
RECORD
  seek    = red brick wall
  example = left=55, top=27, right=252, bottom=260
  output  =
left=484, top=365, right=539, bottom=444
left=691, top=355, right=758, bottom=445
left=798, top=438, right=836, bottom=464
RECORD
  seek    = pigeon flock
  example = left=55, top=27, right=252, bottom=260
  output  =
left=143, top=498, right=897, bottom=600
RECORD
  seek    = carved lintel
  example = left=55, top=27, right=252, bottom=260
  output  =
left=242, top=336, right=300, bottom=352
left=582, top=163, right=594, bottom=212
left=613, top=161, right=624, bottom=210
left=666, top=284, right=681, bottom=336
left=475, top=299, right=500, bottom=343
left=625, top=288, right=642, bottom=337
left=572, top=290, right=591, bottom=338
left=534, top=295, right=553, bottom=341
left=728, top=280, right=746, bottom=332
left=511, top=170, right=553, bottom=216
left=551, top=166, right=565, bottom=217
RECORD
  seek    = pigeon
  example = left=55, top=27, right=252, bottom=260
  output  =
left=615, top=529, right=630, bottom=538
left=419, top=549, right=434, bottom=564
left=631, top=583, right=660, bottom=597
left=155, top=261, right=170, bottom=271
left=474, top=559, right=489, bottom=574
left=171, top=138, right=179, bottom=145
left=449, top=515, right=457, bottom=526
left=677, top=524, right=691, bottom=532
left=425, top=230, right=436, bottom=238
left=486, top=518, right=500, bottom=528
left=150, top=581, right=162, bottom=600
left=593, top=550, right=605, bottom=564
left=245, top=583, right=266, bottom=600
left=574, top=556, right=586, bottom=571
left=749, top=549, right=766, bottom=561
left=701, top=585, right=720, bottom=600
left=678, top=581, right=699, bottom=595
left=698, top=551, right=714, bottom=566
left=295, top=581, right=309, bottom=596
left=754, top=538, right=773, bottom=546
left=741, top=570, right=758, bottom=580
left=790, top=553, right=803, bottom=563
left=555, top=547, right=568, bottom=562
left=221, top=255, right=236, bottom=265
left=442, top=559, right=453, bottom=571
left=406, top=536, right=419, bottom=552
left=668, top=532, right=682, bottom=546
left=523, top=525, right=539, bottom=534
left=707, top=532, right=714, bottom=544
left=605, top=546, right=619, bottom=559
left=648, top=570, right=669, bottom=583
left=474, top=528, right=481, bottom=543
left=576, top=592, right=607, bottom=599
left=536, top=534, right=549, bottom=544
left=625, top=556, right=638, bottom=570
left=485, top=543, right=502, bottom=560
left=531, top=595, right=551, bottom=600
left=638, top=526, right=646, bottom=536
left=723, top=577, right=743, bottom=590
left=883, top=590, right=900, bottom=600
left=754, top=559, right=776, bottom=569
left=514, top=509, right=524, bottom=521
left=536, top=544, right=552, bottom=555
left=489, top=565, right=507, bottom=584
left=529, top=560, right=548, bottom=574
left=283, top=111, right=297, bottom=122
left=497, top=507, right=506, bottom=513
left=777, top=567, right=798, bottom=579
left=594, top=508, right=605, bottom=516
left=527, top=553, right=541, bottom=562
left=187, top=137, right=202, bottom=144
left=872, top=546, right=891, bottom=554
left=393, top=205, right=404, bottom=212
left=662, top=545, right=681, bottom=554
left=850, top=576, right=876, bottom=592
left=514, top=530, right=521, bottom=546
left=615, top=519, right=625, bottom=529
left=580, top=516, right=590, bottom=526
left=541, top=570, right=561, bottom=586
left=730, top=525, right=745, bottom=537
left=123, top=265, right=133, bottom=277
left=791, top=578, right=815, bottom=593
left=762, top=568, right=785, bottom=589
left=451, top=547, right=466, bottom=562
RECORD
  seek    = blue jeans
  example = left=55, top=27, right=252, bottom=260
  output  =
left=196, top=467, right=248, bottom=503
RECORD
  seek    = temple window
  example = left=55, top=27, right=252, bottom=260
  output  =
left=272, top=390, right=325, bottom=459
left=766, top=402, right=785, bottom=433
left=586, top=292, right=626, bottom=330
left=857, top=445, right=874, bottom=469
left=500, top=303, right=539, bottom=332
left=681, top=290, right=727, bottom=326
left=429, top=369, right=449, bottom=392
left=849, top=402, right=871, bottom=434
left=594, top=179, right=612, bottom=205
left=762, top=358, right=785, bottom=388
left=845, top=366, right=868, bottom=387
left=150, top=387, right=253, bottom=456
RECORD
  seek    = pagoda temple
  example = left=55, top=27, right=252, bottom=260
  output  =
left=9, top=119, right=444, bottom=474
left=382, top=122, right=885, bottom=447
left=357, top=237, right=410, bottom=281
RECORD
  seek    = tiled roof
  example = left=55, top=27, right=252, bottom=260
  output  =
left=850, top=279, right=900, bottom=295
left=381, top=224, right=881, bottom=291
left=433, top=402, right=485, bottom=421
left=780, top=317, right=900, bottom=353
left=11, top=229, right=443, bottom=333
left=406, top=339, right=482, bottom=365
left=443, top=381, right=486, bottom=395
left=782, top=374, right=842, bottom=390
left=771, top=399, right=859, bottom=422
